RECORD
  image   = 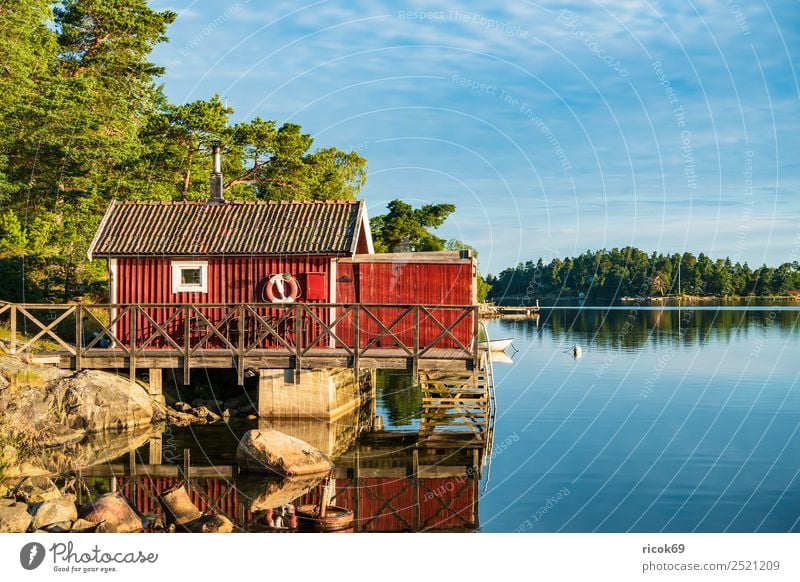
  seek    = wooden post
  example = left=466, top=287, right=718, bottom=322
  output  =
left=294, top=305, right=302, bottom=383
left=183, top=305, right=191, bottom=386
left=148, top=368, right=163, bottom=406
left=129, top=308, right=136, bottom=383
left=319, top=478, right=332, bottom=518
left=412, top=448, right=421, bottom=531
left=352, top=306, right=360, bottom=380
left=237, top=304, right=245, bottom=386
left=353, top=450, right=360, bottom=533
left=9, top=305, right=16, bottom=354
left=412, top=306, right=420, bottom=378
left=75, top=302, right=83, bottom=371
left=472, top=306, right=480, bottom=384
left=182, top=448, right=191, bottom=481
left=128, top=447, right=136, bottom=501
left=149, top=434, right=162, bottom=465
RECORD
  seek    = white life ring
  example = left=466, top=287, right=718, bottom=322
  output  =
left=265, top=274, right=300, bottom=303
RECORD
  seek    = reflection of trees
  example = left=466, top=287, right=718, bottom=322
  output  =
left=497, top=309, right=800, bottom=351
left=377, top=370, right=421, bottom=427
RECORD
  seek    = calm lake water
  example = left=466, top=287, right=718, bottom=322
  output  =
left=478, top=306, right=800, bottom=532
left=101, top=305, right=799, bottom=532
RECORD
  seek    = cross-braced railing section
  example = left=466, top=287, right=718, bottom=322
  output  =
left=0, top=302, right=478, bottom=383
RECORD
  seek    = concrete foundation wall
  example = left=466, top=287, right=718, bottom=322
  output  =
left=257, top=368, right=374, bottom=421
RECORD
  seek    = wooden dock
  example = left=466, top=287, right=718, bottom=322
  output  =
left=0, top=301, right=478, bottom=384
left=479, top=302, right=540, bottom=318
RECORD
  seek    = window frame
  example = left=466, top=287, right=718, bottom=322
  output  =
left=171, top=260, right=209, bottom=294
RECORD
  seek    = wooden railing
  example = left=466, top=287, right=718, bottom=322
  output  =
left=0, top=302, right=479, bottom=383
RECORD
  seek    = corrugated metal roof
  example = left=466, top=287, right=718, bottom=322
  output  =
left=89, top=200, right=365, bottom=257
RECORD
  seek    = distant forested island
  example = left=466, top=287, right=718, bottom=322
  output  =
left=485, top=247, right=800, bottom=302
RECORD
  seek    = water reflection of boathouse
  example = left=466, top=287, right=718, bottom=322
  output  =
left=78, top=390, right=492, bottom=532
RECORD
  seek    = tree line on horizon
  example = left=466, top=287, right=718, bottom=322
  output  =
left=486, top=247, right=800, bottom=301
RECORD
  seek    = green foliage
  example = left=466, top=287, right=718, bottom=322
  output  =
left=0, top=210, right=27, bottom=253
left=476, top=276, right=493, bottom=302
left=371, top=200, right=456, bottom=253
left=165, top=94, right=233, bottom=200
left=486, top=247, right=800, bottom=302
left=445, top=239, right=492, bottom=301
left=228, top=122, right=367, bottom=201
left=0, top=1, right=369, bottom=302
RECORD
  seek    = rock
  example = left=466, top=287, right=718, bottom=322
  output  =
left=173, top=401, right=192, bottom=413
left=70, top=518, right=100, bottom=532
left=0, top=503, right=32, bottom=532
left=192, top=406, right=221, bottom=422
left=158, top=484, right=202, bottom=527
left=2, top=462, right=50, bottom=479
left=237, top=474, right=323, bottom=512
left=191, top=398, right=222, bottom=413
left=78, top=492, right=147, bottom=533
left=188, top=514, right=233, bottom=533
left=39, top=424, right=162, bottom=474
left=39, top=522, right=72, bottom=533
left=61, top=370, right=159, bottom=432
left=167, top=409, right=205, bottom=426
left=0, top=498, right=16, bottom=507
left=224, top=391, right=257, bottom=410
left=31, top=498, right=78, bottom=530
left=16, top=476, right=60, bottom=503
left=237, top=402, right=256, bottom=415
left=246, top=414, right=257, bottom=421
left=0, top=356, right=72, bottom=385
left=222, top=409, right=231, bottom=420
left=236, top=428, right=334, bottom=477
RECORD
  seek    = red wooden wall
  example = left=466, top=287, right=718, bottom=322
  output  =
left=335, top=260, right=475, bottom=350
left=114, top=256, right=330, bottom=347
left=110, top=255, right=475, bottom=350
left=117, top=475, right=476, bottom=532
left=116, top=256, right=329, bottom=304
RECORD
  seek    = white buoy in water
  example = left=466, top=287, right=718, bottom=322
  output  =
left=563, top=344, right=582, bottom=359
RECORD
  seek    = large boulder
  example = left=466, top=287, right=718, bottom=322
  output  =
left=236, top=428, right=334, bottom=477
left=42, top=424, right=161, bottom=475
left=0, top=502, right=32, bottom=532
left=236, top=474, right=323, bottom=512
left=78, top=492, right=147, bottom=533
left=31, top=497, right=78, bottom=530
left=61, top=370, right=159, bottom=432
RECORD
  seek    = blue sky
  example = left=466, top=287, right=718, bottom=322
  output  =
left=150, top=0, right=800, bottom=275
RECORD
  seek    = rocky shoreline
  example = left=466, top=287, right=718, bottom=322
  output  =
left=0, top=476, right=234, bottom=533
left=1, top=355, right=337, bottom=533
left=0, top=355, right=260, bottom=476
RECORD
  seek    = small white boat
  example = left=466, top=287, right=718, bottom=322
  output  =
left=478, top=338, right=515, bottom=352
left=487, top=350, right=514, bottom=365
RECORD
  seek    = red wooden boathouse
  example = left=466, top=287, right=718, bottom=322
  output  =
left=84, top=153, right=478, bottom=382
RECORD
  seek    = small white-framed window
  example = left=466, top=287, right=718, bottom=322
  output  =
left=171, top=260, right=208, bottom=293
